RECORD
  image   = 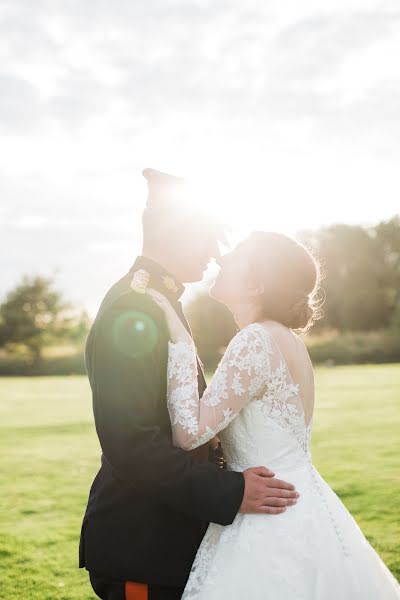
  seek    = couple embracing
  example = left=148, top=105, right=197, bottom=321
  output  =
left=79, top=169, right=399, bottom=600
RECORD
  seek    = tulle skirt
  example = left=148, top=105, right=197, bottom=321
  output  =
left=182, top=465, right=400, bottom=600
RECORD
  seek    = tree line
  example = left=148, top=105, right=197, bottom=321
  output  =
left=186, top=215, right=400, bottom=367
left=0, top=215, right=398, bottom=372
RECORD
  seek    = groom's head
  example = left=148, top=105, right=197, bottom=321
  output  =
left=141, top=168, right=227, bottom=283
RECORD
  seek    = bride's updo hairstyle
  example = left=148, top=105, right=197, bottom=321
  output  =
left=247, top=231, right=323, bottom=333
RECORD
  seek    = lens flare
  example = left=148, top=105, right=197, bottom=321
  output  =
left=111, top=311, right=159, bottom=358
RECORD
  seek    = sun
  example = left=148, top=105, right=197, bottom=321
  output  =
left=185, top=165, right=306, bottom=246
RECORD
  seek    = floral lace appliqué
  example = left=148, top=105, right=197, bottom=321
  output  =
left=166, top=326, right=268, bottom=450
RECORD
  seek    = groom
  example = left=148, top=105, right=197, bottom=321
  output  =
left=79, top=168, right=299, bottom=600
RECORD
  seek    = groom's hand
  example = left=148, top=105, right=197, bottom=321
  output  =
left=239, top=466, right=299, bottom=515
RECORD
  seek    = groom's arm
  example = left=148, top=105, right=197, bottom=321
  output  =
left=90, top=291, right=244, bottom=526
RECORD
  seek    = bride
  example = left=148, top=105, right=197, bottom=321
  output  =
left=148, top=231, right=400, bottom=599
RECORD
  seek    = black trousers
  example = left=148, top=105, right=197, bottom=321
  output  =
left=89, top=571, right=184, bottom=600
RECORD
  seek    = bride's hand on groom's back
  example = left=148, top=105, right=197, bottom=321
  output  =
left=239, top=466, right=300, bottom=515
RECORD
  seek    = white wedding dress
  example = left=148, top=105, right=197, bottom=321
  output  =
left=166, top=320, right=400, bottom=600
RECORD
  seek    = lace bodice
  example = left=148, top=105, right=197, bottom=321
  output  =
left=166, top=322, right=400, bottom=600
left=167, top=321, right=313, bottom=465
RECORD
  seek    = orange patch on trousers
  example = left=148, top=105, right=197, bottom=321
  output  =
left=125, top=581, right=148, bottom=600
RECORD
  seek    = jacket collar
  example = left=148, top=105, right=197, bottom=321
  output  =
left=128, top=255, right=185, bottom=303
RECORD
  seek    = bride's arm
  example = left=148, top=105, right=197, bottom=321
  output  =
left=167, top=326, right=268, bottom=450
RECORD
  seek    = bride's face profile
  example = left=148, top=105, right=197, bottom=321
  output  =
left=210, top=240, right=263, bottom=307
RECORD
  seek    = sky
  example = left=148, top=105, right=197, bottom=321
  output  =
left=1, top=0, right=399, bottom=315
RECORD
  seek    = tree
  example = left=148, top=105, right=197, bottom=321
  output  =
left=185, top=287, right=237, bottom=369
left=299, top=215, right=400, bottom=331
left=0, top=275, right=89, bottom=368
left=186, top=215, right=400, bottom=362
left=374, top=215, right=400, bottom=329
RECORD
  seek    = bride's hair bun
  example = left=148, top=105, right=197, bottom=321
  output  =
left=247, top=231, right=324, bottom=333
left=287, top=292, right=314, bottom=331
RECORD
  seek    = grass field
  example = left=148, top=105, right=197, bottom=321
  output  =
left=0, top=365, right=399, bottom=599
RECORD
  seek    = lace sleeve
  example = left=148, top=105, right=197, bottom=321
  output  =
left=166, top=325, right=268, bottom=450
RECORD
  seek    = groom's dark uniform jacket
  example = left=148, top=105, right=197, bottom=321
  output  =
left=79, top=255, right=245, bottom=590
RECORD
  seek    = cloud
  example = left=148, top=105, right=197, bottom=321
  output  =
left=0, top=73, right=44, bottom=132
left=48, top=68, right=115, bottom=129
left=1, top=1, right=399, bottom=144
left=0, top=0, right=399, bottom=310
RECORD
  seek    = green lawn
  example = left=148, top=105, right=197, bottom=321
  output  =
left=0, top=365, right=399, bottom=599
